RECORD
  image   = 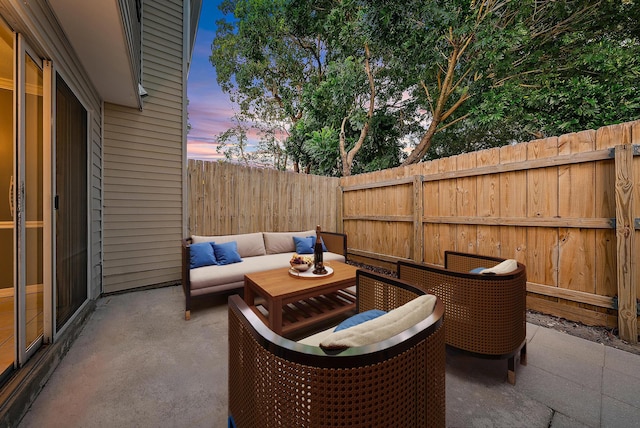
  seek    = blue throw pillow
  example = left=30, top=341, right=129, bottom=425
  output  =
left=309, top=236, right=328, bottom=252
left=334, top=309, right=387, bottom=332
left=213, top=241, right=242, bottom=265
left=190, top=242, right=217, bottom=269
left=469, top=267, right=487, bottom=274
left=293, top=236, right=314, bottom=254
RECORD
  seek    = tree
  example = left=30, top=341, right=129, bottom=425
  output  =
left=364, top=0, right=639, bottom=164
left=429, top=0, right=640, bottom=148
left=215, top=113, right=254, bottom=165
left=487, top=0, right=640, bottom=138
left=251, top=116, right=290, bottom=170
left=211, top=0, right=330, bottom=172
left=212, top=0, right=399, bottom=176
left=210, top=0, right=640, bottom=173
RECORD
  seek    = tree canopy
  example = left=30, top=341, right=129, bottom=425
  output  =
left=210, top=0, right=640, bottom=175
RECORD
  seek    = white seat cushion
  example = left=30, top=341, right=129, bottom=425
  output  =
left=189, top=252, right=346, bottom=292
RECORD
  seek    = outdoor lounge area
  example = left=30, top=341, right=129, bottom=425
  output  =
left=2, top=0, right=638, bottom=426
left=9, top=121, right=640, bottom=426
left=15, top=284, right=640, bottom=427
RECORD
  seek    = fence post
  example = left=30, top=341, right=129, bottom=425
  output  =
left=413, top=175, right=424, bottom=262
left=614, top=143, right=637, bottom=343
left=336, top=185, right=344, bottom=234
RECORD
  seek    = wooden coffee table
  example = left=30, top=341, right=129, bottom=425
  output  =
left=244, top=262, right=358, bottom=335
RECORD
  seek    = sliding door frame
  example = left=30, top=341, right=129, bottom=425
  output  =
left=15, top=34, right=46, bottom=365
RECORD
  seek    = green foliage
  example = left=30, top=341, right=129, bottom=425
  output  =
left=304, top=127, right=341, bottom=176
left=452, top=0, right=640, bottom=141
left=210, top=0, right=640, bottom=174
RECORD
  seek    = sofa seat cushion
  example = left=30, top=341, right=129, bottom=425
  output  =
left=319, top=294, right=437, bottom=349
left=263, top=230, right=316, bottom=254
left=192, top=232, right=266, bottom=258
left=189, top=251, right=346, bottom=292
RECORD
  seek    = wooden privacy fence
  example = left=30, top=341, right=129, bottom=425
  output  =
left=340, top=120, right=640, bottom=343
left=186, top=120, right=639, bottom=342
left=187, top=160, right=340, bottom=236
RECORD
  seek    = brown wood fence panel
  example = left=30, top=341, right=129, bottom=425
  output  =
left=340, top=120, right=640, bottom=342
left=187, top=161, right=340, bottom=236
left=634, top=122, right=640, bottom=334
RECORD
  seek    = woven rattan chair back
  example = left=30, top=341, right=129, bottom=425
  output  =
left=398, top=251, right=527, bottom=384
left=228, top=270, right=446, bottom=427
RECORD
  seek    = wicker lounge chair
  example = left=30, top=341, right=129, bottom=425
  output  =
left=397, top=251, right=527, bottom=384
left=228, top=269, right=446, bottom=428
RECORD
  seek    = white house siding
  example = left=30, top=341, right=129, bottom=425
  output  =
left=118, top=0, right=142, bottom=93
left=102, top=0, right=185, bottom=293
left=0, top=0, right=104, bottom=300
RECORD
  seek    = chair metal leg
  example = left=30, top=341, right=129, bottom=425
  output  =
left=507, top=355, right=516, bottom=385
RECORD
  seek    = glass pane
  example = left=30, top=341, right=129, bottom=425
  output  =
left=0, top=20, right=15, bottom=374
left=24, top=53, right=43, bottom=349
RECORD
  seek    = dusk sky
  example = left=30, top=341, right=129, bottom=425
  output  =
left=187, top=0, right=251, bottom=160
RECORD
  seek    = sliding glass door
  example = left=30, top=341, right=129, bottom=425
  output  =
left=0, top=20, right=15, bottom=377
left=17, top=36, right=44, bottom=362
left=0, top=20, right=45, bottom=373
left=0, top=17, right=88, bottom=381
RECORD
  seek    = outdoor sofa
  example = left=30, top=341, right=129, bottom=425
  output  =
left=228, top=269, right=446, bottom=427
left=397, top=251, right=527, bottom=384
left=181, top=229, right=347, bottom=319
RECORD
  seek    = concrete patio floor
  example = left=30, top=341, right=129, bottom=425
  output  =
left=16, top=285, right=640, bottom=428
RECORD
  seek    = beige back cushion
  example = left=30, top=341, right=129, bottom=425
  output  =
left=480, top=259, right=518, bottom=274
left=263, top=230, right=316, bottom=254
left=319, top=294, right=437, bottom=349
left=191, top=232, right=266, bottom=258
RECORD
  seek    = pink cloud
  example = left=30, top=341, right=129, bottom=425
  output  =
left=187, top=139, right=224, bottom=161
left=187, top=13, right=264, bottom=161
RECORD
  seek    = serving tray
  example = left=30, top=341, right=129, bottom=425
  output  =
left=288, top=266, right=334, bottom=279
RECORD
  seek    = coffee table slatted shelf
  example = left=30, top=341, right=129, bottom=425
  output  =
left=253, top=289, right=357, bottom=335
left=244, top=262, right=359, bottom=336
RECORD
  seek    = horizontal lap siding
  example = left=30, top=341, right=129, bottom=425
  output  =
left=103, top=0, right=185, bottom=293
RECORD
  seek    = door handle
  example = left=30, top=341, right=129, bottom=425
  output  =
left=8, top=175, right=13, bottom=219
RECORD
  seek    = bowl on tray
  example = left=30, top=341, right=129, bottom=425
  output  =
left=290, top=253, right=313, bottom=271
left=290, top=262, right=311, bottom=272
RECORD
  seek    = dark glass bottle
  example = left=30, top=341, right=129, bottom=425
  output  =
left=313, top=225, right=327, bottom=274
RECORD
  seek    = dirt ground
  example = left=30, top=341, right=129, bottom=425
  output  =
left=349, top=261, right=640, bottom=356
